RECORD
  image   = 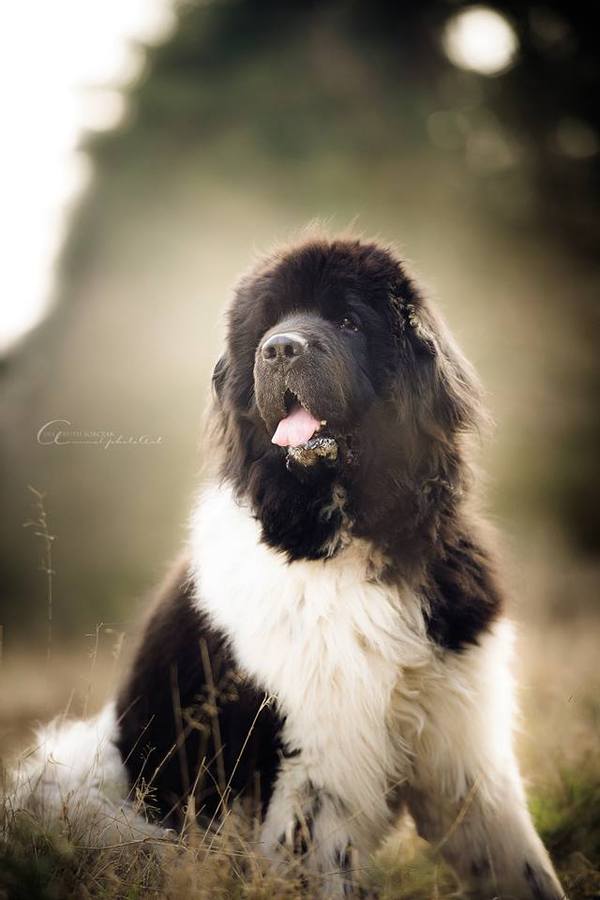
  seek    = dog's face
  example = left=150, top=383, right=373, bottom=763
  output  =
left=213, top=238, right=481, bottom=560
left=253, top=306, right=377, bottom=452
left=250, top=250, right=403, bottom=462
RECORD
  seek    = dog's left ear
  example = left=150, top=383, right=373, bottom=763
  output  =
left=405, top=301, right=484, bottom=437
left=212, top=354, right=229, bottom=403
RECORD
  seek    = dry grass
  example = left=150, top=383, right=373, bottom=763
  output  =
left=1, top=615, right=599, bottom=899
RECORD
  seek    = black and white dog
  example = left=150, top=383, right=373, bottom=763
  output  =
left=16, top=236, right=564, bottom=898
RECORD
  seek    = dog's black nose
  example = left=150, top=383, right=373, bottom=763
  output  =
left=261, top=331, right=307, bottom=363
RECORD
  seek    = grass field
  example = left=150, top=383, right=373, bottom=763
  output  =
left=1, top=562, right=599, bottom=899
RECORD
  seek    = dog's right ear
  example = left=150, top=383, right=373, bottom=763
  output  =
left=211, top=354, right=229, bottom=403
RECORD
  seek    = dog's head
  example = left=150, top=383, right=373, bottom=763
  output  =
left=212, top=237, right=483, bottom=561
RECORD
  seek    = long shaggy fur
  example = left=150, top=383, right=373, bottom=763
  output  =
left=10, top=234, right=565, bottom=899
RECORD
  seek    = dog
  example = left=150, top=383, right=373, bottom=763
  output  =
left=13, top=235, right=565, bottom=898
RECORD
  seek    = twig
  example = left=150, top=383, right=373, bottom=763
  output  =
left=24, top=486, right=55, bottom=662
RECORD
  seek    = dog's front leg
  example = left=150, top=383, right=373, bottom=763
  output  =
left=404, top=624, right=565, bottom=899
left=407, top=774, right=564, bottom=899
left=260, top=760, right=363, bottom=897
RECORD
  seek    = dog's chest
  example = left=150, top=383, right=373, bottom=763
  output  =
left=190, top=485, right=431, bottom=808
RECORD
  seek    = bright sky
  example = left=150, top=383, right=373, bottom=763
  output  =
left=0, top=0, right=175, bottom=356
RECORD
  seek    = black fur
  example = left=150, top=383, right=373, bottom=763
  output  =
left=423, top=531, right=503, bottom=651
left=115, top=560, right=283, bottom=826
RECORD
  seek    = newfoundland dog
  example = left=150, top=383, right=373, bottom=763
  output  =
left=16, top=235, right=564, bottom=899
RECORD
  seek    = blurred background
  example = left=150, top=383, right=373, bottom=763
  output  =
left=0, top=0, right=598, bottom=840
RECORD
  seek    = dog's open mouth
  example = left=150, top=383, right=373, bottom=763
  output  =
left=271, top=390, right=324, bottom=448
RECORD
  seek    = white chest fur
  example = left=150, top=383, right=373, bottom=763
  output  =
left=189, top=483, right=433, bottom=825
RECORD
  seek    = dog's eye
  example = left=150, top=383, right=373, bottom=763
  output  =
left=338, top=315, right=359, bottom=332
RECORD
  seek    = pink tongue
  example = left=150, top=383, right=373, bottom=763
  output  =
left=272, top=403, right=320, bottom=447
